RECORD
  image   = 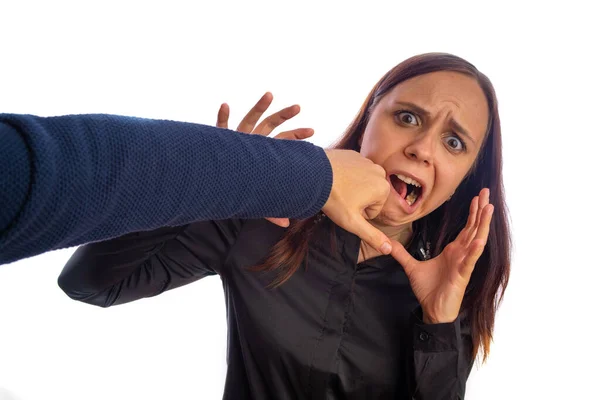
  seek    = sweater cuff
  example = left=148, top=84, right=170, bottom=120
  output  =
left=307, top=146, right=333, bottom=218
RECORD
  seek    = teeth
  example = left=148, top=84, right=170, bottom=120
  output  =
left=396, top=174, right=421, bottom=188
left=406, top=191, right=418, bottom=206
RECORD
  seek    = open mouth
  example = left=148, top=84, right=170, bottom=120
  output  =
left=390, top=173, right=423, bottom=207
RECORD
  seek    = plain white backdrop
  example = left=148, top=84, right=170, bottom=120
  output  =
left=0, top=1, right=598, bottom=399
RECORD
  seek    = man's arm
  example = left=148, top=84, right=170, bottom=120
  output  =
left=0, top=113, right=332, bottom=265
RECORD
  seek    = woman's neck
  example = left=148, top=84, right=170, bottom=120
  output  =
left=357, top=221, right=413, bottom=263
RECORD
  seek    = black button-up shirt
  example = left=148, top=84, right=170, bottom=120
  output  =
left=59, top=218, right=474, bottom=399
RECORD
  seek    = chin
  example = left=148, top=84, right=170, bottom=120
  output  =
left=373, top=206, right=418, bottom=227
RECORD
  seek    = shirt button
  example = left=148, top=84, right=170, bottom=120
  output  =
left=419, top=332, right=429, bottom=342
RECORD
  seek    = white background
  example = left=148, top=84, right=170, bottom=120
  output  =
left=1, top=0, right=598, bottom=399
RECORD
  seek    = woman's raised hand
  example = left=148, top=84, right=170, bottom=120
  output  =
left=390, top=188, right=494, bottom=324
left=217, top=92, right=314, bottom=139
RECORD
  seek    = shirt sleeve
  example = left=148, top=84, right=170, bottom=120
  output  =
left=0, top=113, right=332, bottom=265
left=57, top=219, right=243, bottom=308
left=407, top=308, right=474, bottom=400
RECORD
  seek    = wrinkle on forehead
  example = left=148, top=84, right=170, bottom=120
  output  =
left=385, top=71, right=489, bottom=141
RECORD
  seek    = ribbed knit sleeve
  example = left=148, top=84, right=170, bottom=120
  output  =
left=0, top=113, right=332, bottom=265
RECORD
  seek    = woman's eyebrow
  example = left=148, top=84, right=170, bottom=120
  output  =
left=449, top=119, right=475, bottom=144
left=394, top=101, right=475, bottom=144
left=394, top=101, right=430, bottom=118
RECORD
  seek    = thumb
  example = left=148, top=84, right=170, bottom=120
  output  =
left=266, top=217, right=290, bottom=228
left=390, top=240, right=417, bottom=275
left=348, top=216, right=392, bottom=255
left=217, top=103, right=229, bottom=129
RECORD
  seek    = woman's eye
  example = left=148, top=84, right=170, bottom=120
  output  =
left=443, top=135, right=465, bottom=151
left=397, top=111, right=418, bottom=125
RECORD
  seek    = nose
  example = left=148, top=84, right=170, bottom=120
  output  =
left=404, top=130, right=435, bottom=166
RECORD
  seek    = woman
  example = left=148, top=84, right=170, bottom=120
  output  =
left=58, top=53, right=511, bottom=399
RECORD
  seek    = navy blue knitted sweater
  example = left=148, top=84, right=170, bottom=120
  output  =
left=0, top=114, right=332, bottom=265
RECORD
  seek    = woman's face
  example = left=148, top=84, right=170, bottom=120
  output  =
left=359, top=71, right=490, bottom=227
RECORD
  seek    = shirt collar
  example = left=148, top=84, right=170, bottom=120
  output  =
left=325, top=219, right=430, bottom=270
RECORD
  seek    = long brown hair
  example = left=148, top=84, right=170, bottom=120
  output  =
left=252, top=53, right=511, bottom=362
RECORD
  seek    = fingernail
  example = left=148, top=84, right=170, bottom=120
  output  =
left=380, top=242, right=392, bottom=254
